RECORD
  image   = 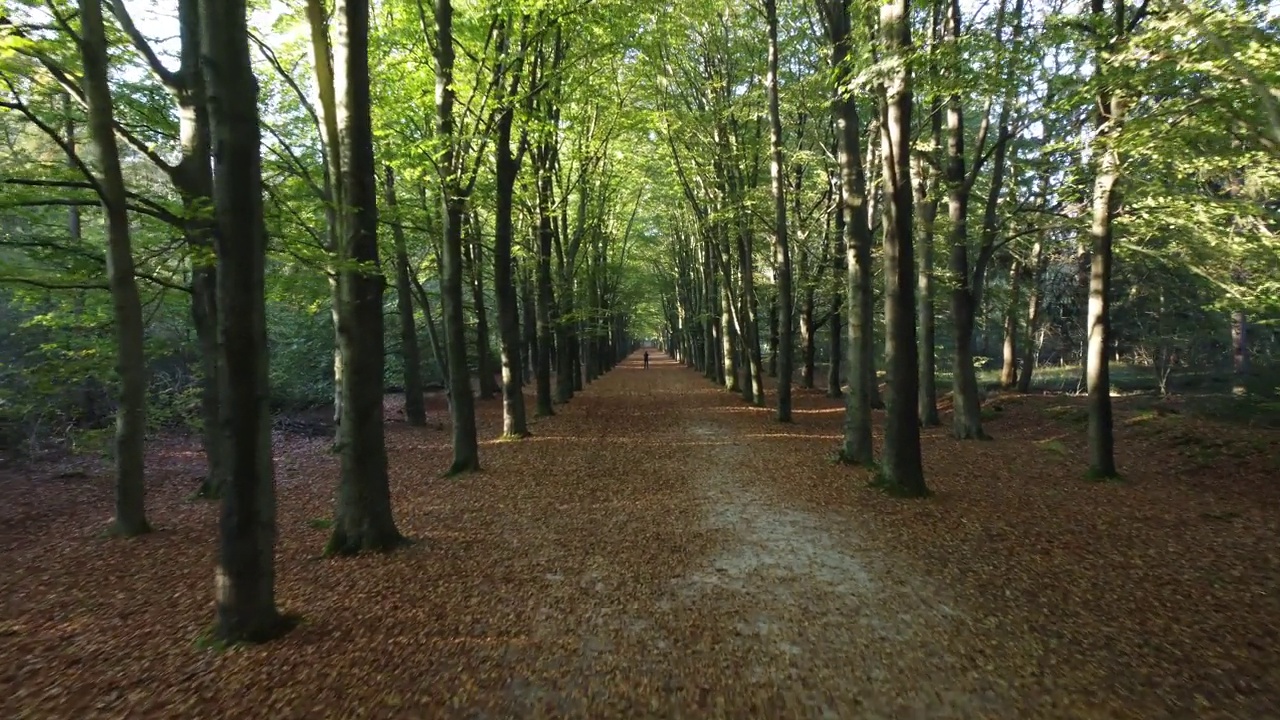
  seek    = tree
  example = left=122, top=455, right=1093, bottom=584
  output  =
left=763, top=0, right=792, bottom=422
left=79, top=0, right=149, bottom=536
left=325, top=0, right=405, bottom=552
left=491, top=14, right=530, bottom=439
left=877, top=0, right=927, bottom=496
left=818, top=0, right=875, bottom=466
left=200, top=0, right=289, bottom=643
left=1085, top=0, right=1126, bottom=479
left=434, top=0, right=481, bottom=473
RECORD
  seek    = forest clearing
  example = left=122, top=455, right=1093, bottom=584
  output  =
left=3, top=354, right=1278, bottom=717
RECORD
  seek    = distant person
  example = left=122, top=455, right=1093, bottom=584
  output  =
left=643, top=351, right=650, bottom=369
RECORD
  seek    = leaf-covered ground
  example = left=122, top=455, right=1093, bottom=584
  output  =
left=2, top=353, right=1278, bottom=718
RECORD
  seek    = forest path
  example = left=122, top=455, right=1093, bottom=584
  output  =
left=512, top=351, right=1014, bottom=718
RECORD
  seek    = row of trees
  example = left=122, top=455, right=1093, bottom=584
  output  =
left=649, top=0, right=1279, bottom=492
left=1, top=0, right=660, bottom=642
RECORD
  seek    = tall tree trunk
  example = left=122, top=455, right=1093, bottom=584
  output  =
left=915, top=4, right=942, bottom=427
left=201, top=0, right=287, bottom=642
left=878, top=0, right=928, bottom=496
left=943, top=0, right=986, bottom=440
left=385, top=166, right=426, bottom=426
left=305, top=0, right=346, bottom=431
left=1086, top=0, right=1123, bottom=479
left=827, top=196, right=844, bottom=399
left=1000, top=261, right=1020, bottom=388
left=821, top=0, right=873, bottom=463
left=493, top=50, right=530, bottom=437
left=534, top=163, right=556, bottom=416
left=80, top=0, right=150, bottom=537
left=435, top=0, right=480, bottom=473
left=766, top=0, right=792, bottom=421
left=328, top=0, right=404, bottom=553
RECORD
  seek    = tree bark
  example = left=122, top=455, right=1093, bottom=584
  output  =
left=1016, top=238, right=1045, bottom=393
left=493, top=43, right=530, bottom=437
left=878, top=0, right=928, bottom=496
left=1232, top=311, right=1248, bottom=395
left=327, top=0, right=404, bottom=553
left=1000, top=261, right=1020, bottom=388
left=521, top=262, right=537, bottom=384
left=200, top=0, right=287, bottom=643
left=433, top=0, right=481, bottom=473
left=1086, top=0, right=1123, bottom=479
left=766, top=0, right=793, bottom=421
left=821, top=0, right=874, bottom=464
left=467, top=218, right=498, bottom=401
left=80, top=0, right=151, bottom=537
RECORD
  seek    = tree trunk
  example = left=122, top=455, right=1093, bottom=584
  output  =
left=766, top=0, right=792, bottom=421
left=493, top=59, right=530, bottom=437
left=304, top=0, right=346, bottom=432
left=467, top=219, right=498, bottom=400
left=327, top=0, right=404, bottom=553
left=1016, top=238, right=1045, bottom=393
left=1232, top=310, right=1248, bottom=395
left=821, top=1, right=873, bottom=464
left=1000, top=261, right=1020, bottom=388
left=800, top=287, right=816, bottom=389
left=739, top=227, right=766, bottom=406
left=521, top=262, right=537, bottom=384
left=535, top=164, right=556, bottom=417
left=719, top=241, right=740, bottom=393
left=914, top=11, right=942, bottom=427
left=768, top=298, right=779, bottom=378
left=385, top=166, right=426, bottom=426
left=80, top=0, right=150, bottom=537
left=1086, top=0, right=1123, bottom=480
left=200, top=0, right=287, bottom=643
left=435, top=0, right=480, bottom=474
left=878, top=0, right=927, bottom=496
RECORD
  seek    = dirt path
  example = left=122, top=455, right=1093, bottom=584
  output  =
left=491, top=354, right=1020, bottom=717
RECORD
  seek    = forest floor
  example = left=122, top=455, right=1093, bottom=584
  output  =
left=2, top=353, right=1279, bottom=718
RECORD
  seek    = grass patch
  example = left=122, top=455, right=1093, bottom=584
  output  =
left=305, top=517, right=333, bottom=530
left=1037, top=438, right=1069, bottom=456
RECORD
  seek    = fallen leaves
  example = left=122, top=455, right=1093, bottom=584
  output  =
left=1, top=354, right=1277, bottom=717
